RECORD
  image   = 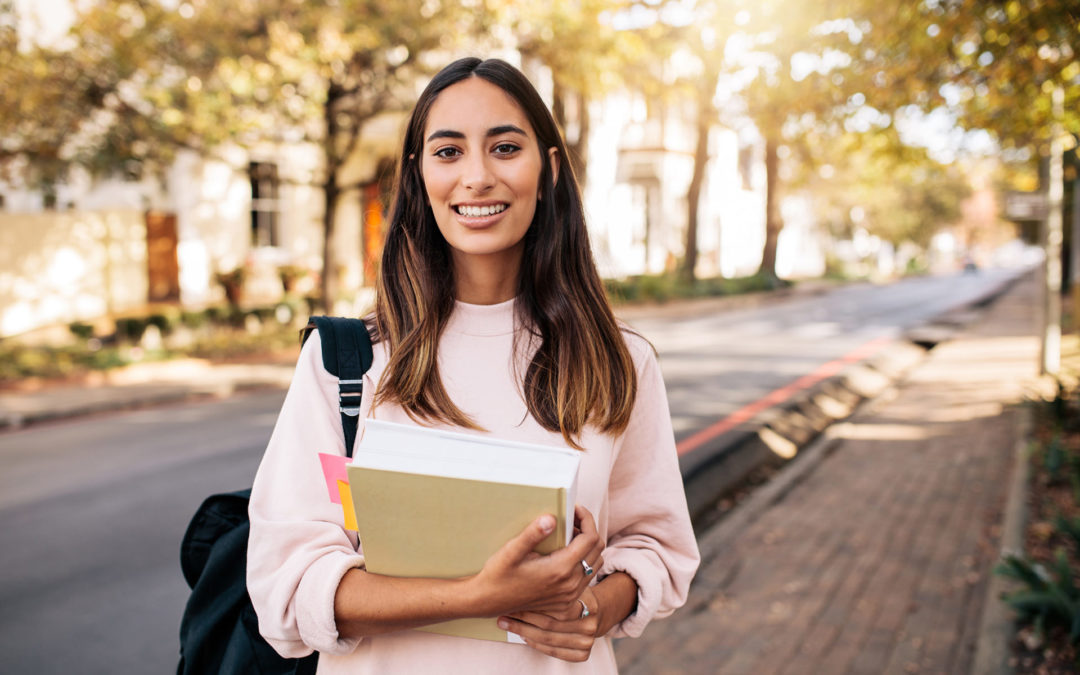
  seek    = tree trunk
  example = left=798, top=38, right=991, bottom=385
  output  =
left=1071, top=155, right=1080, bottom=335
left=552, top=81, right=589, bottom=189
left=321, top=177, right=340, bottom=312
left=683, top=96, right=711, bottom=283
left=552, top=81, right=567, bottom=131
left=569, top=90, right=590, bottom=188
left=320, top=84, right=343, bottom=312
left=758, top=132, right=783, bottom=280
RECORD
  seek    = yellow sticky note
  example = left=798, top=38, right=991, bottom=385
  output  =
left=337, top=479, right=357, bottom=531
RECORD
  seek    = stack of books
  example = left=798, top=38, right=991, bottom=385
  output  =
left=328, top=419, right=581, bottom=643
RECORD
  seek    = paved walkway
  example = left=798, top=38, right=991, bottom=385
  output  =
left=615, top=272, right=1042, bottom=674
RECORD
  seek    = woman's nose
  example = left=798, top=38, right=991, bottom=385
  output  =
left=462, top=154, right=495, bottom=192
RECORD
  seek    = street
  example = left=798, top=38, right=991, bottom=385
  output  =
left=0, top=392, right=284, bottom=674
left=0, top=267, right=1023, bottom=674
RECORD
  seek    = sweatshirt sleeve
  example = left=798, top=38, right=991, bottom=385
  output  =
left=247, top=331, right=367, bottom=657
left=598, top=335, right=701, bottom=638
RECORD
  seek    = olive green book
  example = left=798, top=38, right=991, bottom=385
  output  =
left=346, top=419, right=580, bottom=643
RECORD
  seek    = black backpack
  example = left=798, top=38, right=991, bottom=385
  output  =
left=178, top=316, right=374, bottom=675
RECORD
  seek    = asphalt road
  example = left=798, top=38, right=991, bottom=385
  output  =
left=0, top=392, right=286, bottom=674
left=0, top=266, right=1024, bottom=674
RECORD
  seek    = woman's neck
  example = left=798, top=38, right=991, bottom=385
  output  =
left=451, top=249, right=522, bottom=305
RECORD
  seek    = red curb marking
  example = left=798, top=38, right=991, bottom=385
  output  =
left=675, top=336, right=894, bottom=456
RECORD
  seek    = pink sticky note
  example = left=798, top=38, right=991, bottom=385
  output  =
left=318, top=453, right=349, bottom=504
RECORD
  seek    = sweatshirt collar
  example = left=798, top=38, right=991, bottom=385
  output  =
left=445, top=297, right=517, bottom=336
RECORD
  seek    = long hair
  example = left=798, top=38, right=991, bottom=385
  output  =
left=373, top=57, right=636, bottom=448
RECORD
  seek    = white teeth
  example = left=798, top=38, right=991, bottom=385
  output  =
left=457, top=204, right=507, bottom=217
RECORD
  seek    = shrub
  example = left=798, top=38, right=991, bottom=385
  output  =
left=996, top=550, right=1080, bottom=643
left=68, top=322, right=95, bottom=340
left=180, top=310, right=208, bottom=329
left=146, top=310, right=181, bottom=336
left=1046, top=433, right=1067, bottom=481
left=603, top=273, right=782, bottom=305
left=114, top=317, right=149, bottom=343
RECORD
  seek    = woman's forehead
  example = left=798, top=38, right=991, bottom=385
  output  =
left=424, top=77, right=535, bottom=141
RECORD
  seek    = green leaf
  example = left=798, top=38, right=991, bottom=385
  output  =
left=996, top=554, right=1050, bottom=589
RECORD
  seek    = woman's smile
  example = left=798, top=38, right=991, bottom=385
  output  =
left=454, top=201, right=510, bottom=227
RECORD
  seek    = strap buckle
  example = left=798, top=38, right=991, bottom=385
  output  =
left=339, top=379, right=363, bottom=417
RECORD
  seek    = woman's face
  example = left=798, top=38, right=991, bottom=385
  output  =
left=420, top=76, right=556, bottom=278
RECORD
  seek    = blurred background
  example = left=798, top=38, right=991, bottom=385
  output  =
left=2, top=3, right=1079, bottom=673
left=0, top=0, right=1075, bottom=375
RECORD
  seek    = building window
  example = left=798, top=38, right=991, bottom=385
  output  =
left=249, top=161, right=280, bottom=247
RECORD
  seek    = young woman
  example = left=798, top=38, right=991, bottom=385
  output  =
left=248, top=57, right=699, bottom=674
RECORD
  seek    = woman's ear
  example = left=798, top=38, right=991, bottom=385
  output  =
left=540, top=147, right=560, bottom=199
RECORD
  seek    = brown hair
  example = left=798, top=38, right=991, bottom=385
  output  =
left=373, top=57, right=637, bottom=448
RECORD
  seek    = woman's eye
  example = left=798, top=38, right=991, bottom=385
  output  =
left=433, top=147, right=461, bottom=159
left=493, top=143, right=520, bottom=155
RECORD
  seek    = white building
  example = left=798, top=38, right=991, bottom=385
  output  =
left=1, top=60, right=826, bottom=339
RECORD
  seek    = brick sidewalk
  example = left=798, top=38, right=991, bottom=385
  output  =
left=616, top=272, right=1041, bottom=675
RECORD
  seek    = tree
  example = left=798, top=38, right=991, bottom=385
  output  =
left=681, top=53, right=720, bottom=283
left=858, top=1, right=1078, bottom=148
left=9, top=0, right=484, bottom=310
left=508, top=0, right=669, bottom=189
left=669, top=0, right=859, bottom=282
left=0, top=0, right=122, bottom=194
left=736, top=1, right=867, bottom=281
left=796, top=129, right=970, bottom=252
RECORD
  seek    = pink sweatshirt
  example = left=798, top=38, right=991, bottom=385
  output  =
left=247, top=298, right=700, bottom=674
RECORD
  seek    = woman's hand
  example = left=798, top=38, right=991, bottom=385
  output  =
left=466, top=505, right=604, bottom=618
left=334, top=506, right=607, bottom=640
left=498, top=571, right=638, bottom=663
left=497, top=585, right=602, bottom=662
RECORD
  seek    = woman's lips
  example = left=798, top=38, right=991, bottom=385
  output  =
left=455, top=203, right=508, bottom=217
left=453, top=204, right=509, bottom=228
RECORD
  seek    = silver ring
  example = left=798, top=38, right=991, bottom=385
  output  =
left=581, top=559, right=594, bottom=577
left=579, top=599, right=590, bottom=619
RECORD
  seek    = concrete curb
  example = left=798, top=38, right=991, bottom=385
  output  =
left=0, top=363, right=295, bottom=431
left=682, top=383, right=906, bottom=615
left=681, top=271, right=1027, bottom=527
left=682, top=341, right=930, bottom=526
left=970, top=403, right=1031, bottom=675
left=0, top=381, right=282, bottom=430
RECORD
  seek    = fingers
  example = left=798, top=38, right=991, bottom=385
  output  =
left=565, top=506, right=599, bottom=560
left=498, top=613, right=599, bottom=663
left=556, top=507, right=603, bottom=592
left=574, top=504, right=595, bottom=534
left=500, top=514, right=557, bottom=563
left=509, top=601, right=580, bottom=625
left=477, top=507, right=604, bottom=618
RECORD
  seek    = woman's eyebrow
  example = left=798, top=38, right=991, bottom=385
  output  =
left=426, top=129, right=465, bottom=142
left=486, top=124, right=527, bottom=138
left=425, top=124, right=528, bottom=143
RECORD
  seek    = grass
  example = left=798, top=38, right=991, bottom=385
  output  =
left=604, top=272, right=791, bottom=305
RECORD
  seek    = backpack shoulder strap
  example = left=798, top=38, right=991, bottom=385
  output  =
left=302, top=316, right=374, bottom=458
